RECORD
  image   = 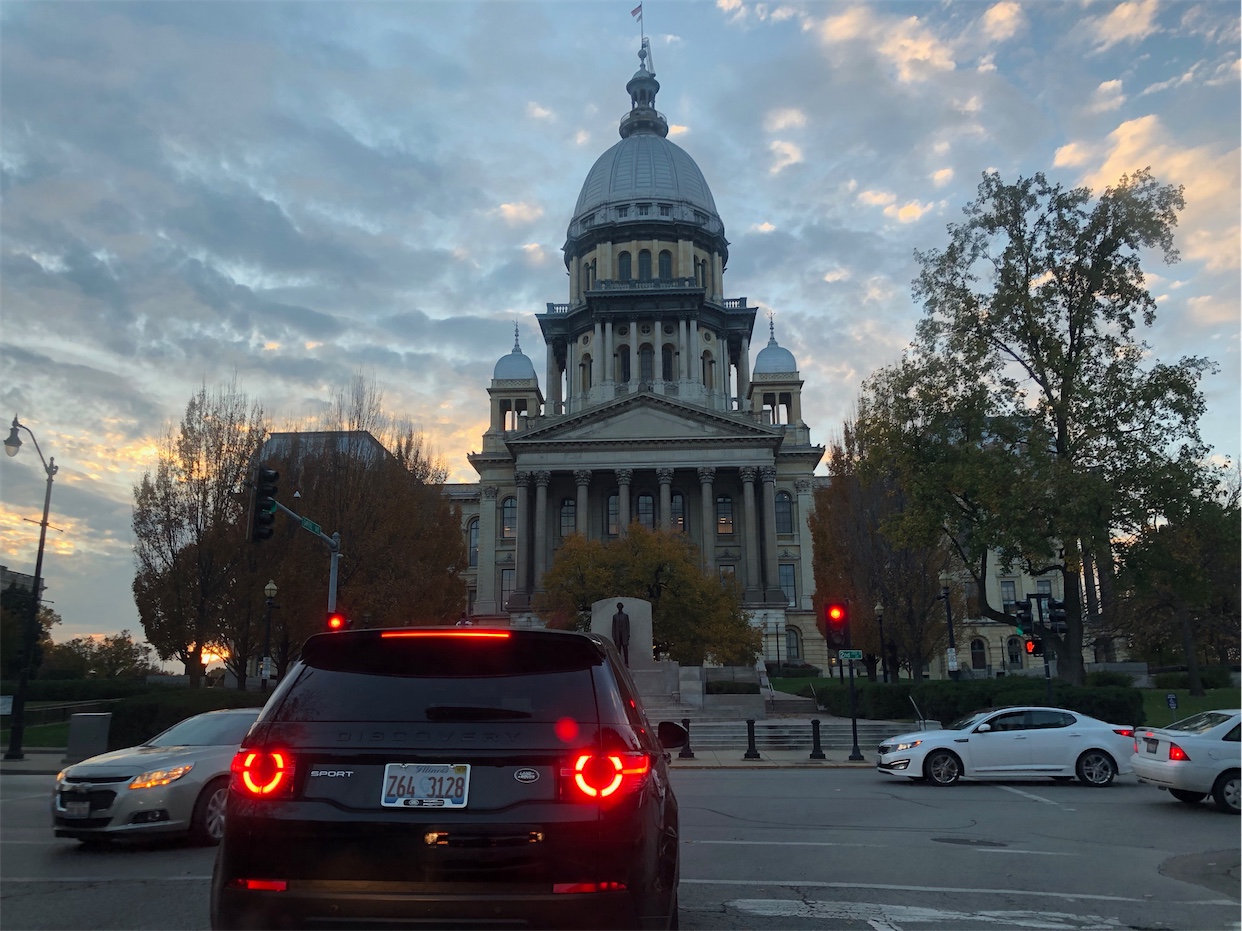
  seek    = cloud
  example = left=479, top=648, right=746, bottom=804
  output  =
left=764, top=108, right=807, bottom=132
left=668, top=124, right=689, bottom=136
left=980, top=3, right=1026, bottom=42
left=768, top=140, right=803, bottom=174
left=822, top=268, right=851, bottom=283
left=1087, top=0, right=1161, bottom=52
left=1053, top=142, right=1091, bottom=168
left=883, top=200, right=934, bottom=223
left=526, top=102, right=553, bottom=120
left=575, top=130, right=590, bottom=145
left=817, top=7, right=955, bottom=83
left=858, top=189, right=896, bottom=207
left=496, top=202, right=544, bottom=225
left=1087, top=79, right=1126, bottom=113
left=1186, top=295, right=1237, bottom=326
left=521, top=243, right=547, bottom=264
left=751, top=222, right=776, bottom=233
left=931, top=168, right=954, bottom=187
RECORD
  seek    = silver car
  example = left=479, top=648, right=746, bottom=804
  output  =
left=1131, top=709, right=1241, bottom=814
left=53, top=707, right=261, bottom=845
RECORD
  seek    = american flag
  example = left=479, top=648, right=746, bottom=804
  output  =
left=631, top=4, right=643, bottom=20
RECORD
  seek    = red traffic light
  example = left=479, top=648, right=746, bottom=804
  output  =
left=823, top=601, right=849, bottom=645
left=1024, top=638, right=1035, bottom=654
left=1025, top=638, right=1043, bottom=656
left=827, top=604, right=846, bottom=623
left=327, top=612, right=348, bottom=631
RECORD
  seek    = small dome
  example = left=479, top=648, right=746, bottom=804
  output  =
left=494, top=326, right=537, bottom=381
left=753, top=321, right=797, bottom=373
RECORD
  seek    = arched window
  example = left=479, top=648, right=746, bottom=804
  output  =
left=716, top=495, right=733, bottom=535
left=501, top=497, right=517, bottom=538
left=637, top=494, right=655, bottom=529
left=580, top=353, right=592, bottom=392
left=618, top=345, right=631, bottom=383
left=661, top=344, right=675, bottom=381
left=970, top=638, right=987, bottom=670
left=671, top=493, right=685, bottom=533
left=559, top=499, right=576, bottom=538
left=778, top=564, right=796, bottom=605
left=1007, top=636, right=1024, bottom=668
left=607, top=494, right=619, bottom=536
left=785, top=627, right=802, bottom=661
left=639, top=344, right=654, bottom=382
left=658, top=250, right=672, bottom=279
left=701, top=351, right=714, bottom=390
left=618, top=251, right=632, bottom=281
left=468, top=518, right=479, bottom=567
left=638, top=249, right=652, bottom=280
left=580, top=261, right=590, bottom=292
left=775, top=491, right=794, bottom=534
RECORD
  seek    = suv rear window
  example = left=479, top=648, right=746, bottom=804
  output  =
left=270, top=630, right=604, bottom=724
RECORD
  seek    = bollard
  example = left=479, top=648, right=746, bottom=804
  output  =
left=809, top=718, right=826, bottom=760
left=678, top=717, right=695, bottom=760
left=743, top=718, right=760, bottom=760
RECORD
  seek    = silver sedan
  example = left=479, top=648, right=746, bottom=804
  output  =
left=53, top=707, right=260, bottom=845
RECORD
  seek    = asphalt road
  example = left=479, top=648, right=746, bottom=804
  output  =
left=2, top=769, right=1238, bottom=930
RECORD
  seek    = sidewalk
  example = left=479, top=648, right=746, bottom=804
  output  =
left=1, top=748, right=66, bottom=777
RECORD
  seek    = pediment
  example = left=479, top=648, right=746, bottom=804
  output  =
left=512, top=394, right=780, bottom=447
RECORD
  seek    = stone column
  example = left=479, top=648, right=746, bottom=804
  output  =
left=510, top=471, right=532, bottom=610
left=604, top=320, right=614, bottom=385
left=740, top=466, right=763, bottom=602
left=616, top=468, right=633, bottom=537
left=738, top=336, right=751, bottom=411
left=795, top=478, right=815, bottom=609
left=545, top=349, right=559, bottom=415
left=760, top=465, right=784, bottom=603
left=698, top=466, right=716, bottom=571
left=691, top=320, right=701, bottom=384
left=574, top=469, right=591, bottom=536
left=681, top=319, right=691, bottom=382
left=533, top=470, right=551, bottom=589
left=656, top=467, right=673, bottom=533
left=475, top=485, right=499, bottom=615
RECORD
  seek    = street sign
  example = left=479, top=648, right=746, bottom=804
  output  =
left=301, top=517, right=322, bottom=535
left=839, top=649, right=863, bottom=660
left=0, top=695, right=11, bottom=716
left=1166, top=693, right=1178, bottom=710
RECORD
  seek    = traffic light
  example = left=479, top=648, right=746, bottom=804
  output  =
left=1014, top=599, right=1033, bottom=637
left=824, top=602, right=849, bottom=646
left=251, top=467, right=279, bottom=542
left=1025, top=637, right=1044, bottom=656
left=1048, top=599, right=1068, bottom=634
left=326, top=611, right=350, bottom=631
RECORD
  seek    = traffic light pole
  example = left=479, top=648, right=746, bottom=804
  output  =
left=1030, top=593, right=1053, bottom=704
left=845, top=617, right=864, bottom=762
left=270, top=500, right=343, bottom=613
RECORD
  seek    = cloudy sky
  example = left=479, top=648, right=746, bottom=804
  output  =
left=2, top=0, right=1238, bottom=648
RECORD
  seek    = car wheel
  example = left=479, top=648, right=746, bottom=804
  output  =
left=1169, top=789, right=1206, bottom=805
left=1211, top=770, right=1240, bottom=815
left=924, top=750, right=962, bottom=786
left=190, top=777, right=229, bottom=846
left=1075, top=750, right=1116, bottom=787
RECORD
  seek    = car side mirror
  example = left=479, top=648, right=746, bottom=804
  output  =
left=657, top=721, right=688, bottom=749
left=976, top=723, right=992, bottom=733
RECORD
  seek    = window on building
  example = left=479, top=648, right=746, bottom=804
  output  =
left=617, top=205, right=629, bottom=218
left=785, top=628, right=801, bottom=661
left=671, top=493, right=685, bottom=533
left=618, top=345, right=631, bottom=383
left=637, top=494, right=655, bottom=530
left=1001, top=580, right=1017, bottom=614
left=701, top=351, right=714, bottom=390
left=971, top=638, right=987, bottom=670
left=778, top=564, right=796, bottom=606
left=716, top=495, right=733, bottom=535
left=1037, top=579, right=1052, bottom=597
left=618, top=251, right=632, bottom=280
left=719, top=565, right=735, bottom=579
left=500, top=569, right=515, bottom=610
left=607, top=494, right=619, bottom=536
left=659, top=204, right=672, bottom=217
left=775, top=491, right=794, bottom=534
left=581, top=261, right=590, bottom=292
left=583, top=213, right=595, bottom=227
left=501, top=497, right=517, bottom=538
left=638, top=250, right=652, bottom=280
left=468, top=518, right=479, bottom=567
left=661, top=344, right=675, bottom=381
left=638, top=204, right=650, bottom=216
left=694, top=211, right=707, bottom=224
left=580, top=354, right=592, bottom=392
left=658, top=250, right=672, bottom=279
left=1007, top=636, right=1024, bottom=668
left=639, top=345, right=654, bottom=382
left=559, top=499, right=576, bottom=538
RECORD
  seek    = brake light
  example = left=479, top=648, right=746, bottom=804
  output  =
left=231, top=749, right=295, bottom=797
left=381, top=630, right=510, bottom=639
left=229, top=879, right=287, bottom=892
left=1113, top=728, right=1133, bottom=738
left=565, top=752, right=650, bottom=800
left=553, top=882, right=627, bottom=894
left=1168, top=743, right=1190, bottom=762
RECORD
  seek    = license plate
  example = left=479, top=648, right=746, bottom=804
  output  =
left=63, top=800, right=90, bottom=819
left=1145, top=739, right=1159, bottom=754
left=381, top=763, right=470, bottom=809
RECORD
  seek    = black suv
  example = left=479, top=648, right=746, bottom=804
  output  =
left=211, top=626, right=686, bottom=930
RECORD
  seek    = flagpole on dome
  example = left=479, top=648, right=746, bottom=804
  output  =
left=632, top=3, right=644, bottom=46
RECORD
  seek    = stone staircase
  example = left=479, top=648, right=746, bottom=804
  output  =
left=640, top=699, right=904, bottom=752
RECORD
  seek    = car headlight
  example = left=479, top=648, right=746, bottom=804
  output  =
left=891, top=740, right=922, bottom=752
left=129, top=763, right=194, bottom=789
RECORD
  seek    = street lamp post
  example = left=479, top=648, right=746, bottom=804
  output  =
left=875, top=601, right=889, bottom=684
left=3, top=416, right=58, bottom=761
left=261, top=580, right=277, bottom=692
left=938, top=586, right=960, bottom=681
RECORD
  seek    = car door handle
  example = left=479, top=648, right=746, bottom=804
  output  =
left=1013, top=736, right=1027, bottom=740
left=954, top=738, right=968, bottom=743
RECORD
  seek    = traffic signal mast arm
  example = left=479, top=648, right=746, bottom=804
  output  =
left=265, top=497, right=344, bottom=614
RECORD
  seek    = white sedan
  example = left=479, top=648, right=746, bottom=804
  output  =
left=877, top=705, right=1135, bottom=787
left=1131, top=709, right=1241, bottom=814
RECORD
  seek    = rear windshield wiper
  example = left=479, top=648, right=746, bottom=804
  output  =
left=424, top=706, right=532, bottom=722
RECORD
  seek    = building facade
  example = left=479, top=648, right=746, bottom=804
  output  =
left=446, top=44, right=826, bottom=665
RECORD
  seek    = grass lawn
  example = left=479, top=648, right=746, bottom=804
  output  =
left=0, top=720, right=70, bottom=748
left=1139, top=688, right=1240, bottom=727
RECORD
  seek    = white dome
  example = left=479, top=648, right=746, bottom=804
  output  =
left=493, top=328, right=537, bottom=381
left=753, top=326, right=797, bottom=374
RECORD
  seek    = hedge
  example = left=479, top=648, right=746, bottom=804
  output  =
left=1152, top=667, right=1234, bottom=690
left=106, top=690, right=271, bottom=751
left=0, top=679, right=156, bottom=702
left=767, top=662, right=821, bottom=678
left=706, top=680, right=760, bottom=694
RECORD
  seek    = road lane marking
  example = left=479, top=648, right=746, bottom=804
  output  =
left=687, top=840, right=1071, bottom=855
left=725, top=899, right=1131, bottom=929
left=998, top=785, right=1060, bottom=806
left=682, top=879, right=1235, bottom=905
left=0, top=794, right=51, bottom=802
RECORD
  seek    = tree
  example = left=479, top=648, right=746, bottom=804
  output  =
left=41, top=630, right=157, bottom=679
left=856, top=169, right=1215, bottom=684
left=533, top=524, right=760, bottom=665
left=132, top=381, right=268, bottom=687
left=1, top=585, right=60, bottom=679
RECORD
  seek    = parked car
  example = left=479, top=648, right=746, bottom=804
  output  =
left=53, top=707, right=261, bottom=845
left=877, top=705, right=1134, bottom=787
left=1131, top=709, right=1241, bottom=814
left=211, top=626, right=687, bottom=931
